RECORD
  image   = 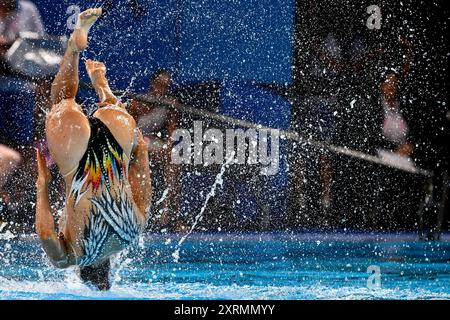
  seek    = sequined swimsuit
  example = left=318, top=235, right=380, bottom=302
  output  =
left=68, top=117, right=140, bottom=266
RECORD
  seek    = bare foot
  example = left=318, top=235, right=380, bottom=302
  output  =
left=85, top=59, right=119, bottom=105
left=85, top=59, right=107, bottom=86
left=70, top=8, right=102, bottom=52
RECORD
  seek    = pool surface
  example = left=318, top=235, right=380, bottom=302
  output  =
left=0, top=232, right=449, bottom=300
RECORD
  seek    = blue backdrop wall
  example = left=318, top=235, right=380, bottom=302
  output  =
left=34, top=0, right=294, bottom=91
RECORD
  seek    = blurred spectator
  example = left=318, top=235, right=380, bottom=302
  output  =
left=0, top=144, right=20, bottom=189
left=374, top=70, right=414, bottom=157
left=0, top=144, right=21, bottom=219
left=293, top=28, right=342, bottom=225
left=1, top=0, right=46, bottom=145
left=331, top=29, right=416, bottom=229
left=0, top=0, right=45, bottom=227
left=0, top=0, right=45, bottom=74
left=361, top=69, right=420, bottom=230
left=128, top=70, right=184, bottom=231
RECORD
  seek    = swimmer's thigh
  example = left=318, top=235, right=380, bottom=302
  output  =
left=93, top=107, right=137, bottom=156
left=45, top=100, right=90, bottom=174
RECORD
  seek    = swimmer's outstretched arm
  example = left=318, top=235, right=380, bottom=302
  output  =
left=35, top=150, right=72, bottom=268
left=50, top=8, right=102, bottom=105
left=128, top=131, right=152, bottom=226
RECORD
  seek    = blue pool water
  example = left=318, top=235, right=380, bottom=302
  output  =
left=0, top=232, right=449, bottom=300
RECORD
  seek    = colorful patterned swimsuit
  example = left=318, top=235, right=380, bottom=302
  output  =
left=69, top=117, right=140, bottom=267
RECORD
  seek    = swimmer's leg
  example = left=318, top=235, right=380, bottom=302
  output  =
left=35, top=149, right=72, bottom=268
left=85, top=59, right=120, bottom=106
left=128, top=131, right=152, bottom=226
left=46, top=8, right=101, bottom=173
left=50, top=8, right=102, bottom=104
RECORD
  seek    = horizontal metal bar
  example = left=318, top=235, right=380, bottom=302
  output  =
left=103, top=86, right=432, bottom=178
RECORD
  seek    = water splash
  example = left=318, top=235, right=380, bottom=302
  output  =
left=0, top=221, right=6, bottom=233
left=152, top=188, right=169, bottom=225
left=119, top=67, right=148, bottom=101
left=0, top=222, right=16, bottom=240
left=111, top=250, right=133, bottom=285
left=155, top=188, right=169, bottom=207
left=171, top=152, right=235, bottom=263
left=0, top=230, right=16, bottom=241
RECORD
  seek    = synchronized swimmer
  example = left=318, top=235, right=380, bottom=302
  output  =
left=35, top=8, right=151, bottom=290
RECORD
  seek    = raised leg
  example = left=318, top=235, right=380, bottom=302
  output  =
left=46, top=8, right=102, bottom=175
left=85, top=59, right=119, bottom=106
left=50, top=8, right=102, bottom=104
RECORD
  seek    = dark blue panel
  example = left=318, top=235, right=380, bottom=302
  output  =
left=179, top=0, right=294, bottom=83
left=34, top=0, right=294, bottom=88
left=34, top=0, right=178, bottom=92
left=220, top=82, right=291, bottom=129
left=34, top=0, right=73, bottom=36
left=0, top=77, right=35, bottom=145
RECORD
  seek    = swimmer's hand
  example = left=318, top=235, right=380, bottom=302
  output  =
left=36, top=149, right=51, bottom=187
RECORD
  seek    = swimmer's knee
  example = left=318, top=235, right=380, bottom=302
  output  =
left=79, top=259, right=111, bottom=291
